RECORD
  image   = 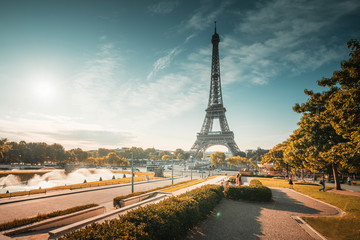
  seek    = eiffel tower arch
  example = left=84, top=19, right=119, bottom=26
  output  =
left=190, top=22, right=241, bottom=158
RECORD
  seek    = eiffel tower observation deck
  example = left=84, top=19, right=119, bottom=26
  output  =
left=190, top=22, right=241, bottom=158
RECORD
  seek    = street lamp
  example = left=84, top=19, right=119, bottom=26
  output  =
left=131, top=151, right=134, bottom=193
left=171, top=157, right=174, bottom=184
left=190, top=156, right=193, bottom=180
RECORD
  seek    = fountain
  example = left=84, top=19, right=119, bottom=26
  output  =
left=0, top=168, right=133, bottom=194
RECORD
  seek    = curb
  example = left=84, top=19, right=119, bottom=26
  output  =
left=271, top=187, right=346, bottom=240
left=288, top=188, right=346, bottom=217
left=291, top=216, right=327, bottom=240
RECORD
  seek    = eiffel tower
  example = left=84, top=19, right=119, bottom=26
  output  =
left=190, top=22, right=241, bottom=158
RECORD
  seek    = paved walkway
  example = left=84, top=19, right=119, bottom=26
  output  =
left=0, top=177, right=189, bottom=224
left=0, top=176, right=344, bottom=240
left=185, top=187, right=340, bottom=240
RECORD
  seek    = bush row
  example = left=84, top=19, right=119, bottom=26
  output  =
left=249, top=179, right=263, bottom=187
left=0, top=204, right=98, bottom=231
left=61, top=185, right=223, bottom=240
left=113, top=179, right=194, bottom=207
left=224, top=183, right=272, bottom=202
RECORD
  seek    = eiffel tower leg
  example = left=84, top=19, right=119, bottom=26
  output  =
left=225, top=139, right=241, bottom=156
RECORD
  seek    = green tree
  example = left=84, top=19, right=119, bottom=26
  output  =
left=210, top=151, right=226, bottom=168
left=107, top=152, right=121, bottom=166
left=161, top=155, right=172, bottom=161
left=292, top=40, right=360, bottom=189
left=46, top=143, right=66, bottom=164
left=71, top=148, right=88, bottom=163
left=262, top=142, right=288, bottom=175
left=227, top=155, right=247, bottom=167
left=0, top=138, right=12, bottom=161
left=173, top=148, right=185, bottom=160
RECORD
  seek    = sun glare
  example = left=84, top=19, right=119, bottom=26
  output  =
left=31, top=71, right=57, bottom=100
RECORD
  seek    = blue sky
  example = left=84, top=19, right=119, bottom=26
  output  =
left=0, top=0, right=359, bottom=152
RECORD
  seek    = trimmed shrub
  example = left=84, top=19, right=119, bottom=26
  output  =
left=249, top=179, right=263, bottom=187
left=229, top=175, right=236, bottom=183
left=60, top=185, right=223, bottom=240
left=224, top=185, right=272, bottom=202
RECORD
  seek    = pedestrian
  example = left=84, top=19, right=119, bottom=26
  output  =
left=238, top=174, right=242, bottom=186
left=289, top=177, right=293, bottom=189
left=347, top=176, right=352, bottom=185
left=319, top=177, right=325, bottom=192
left=236, top=173, right=240, bottom=185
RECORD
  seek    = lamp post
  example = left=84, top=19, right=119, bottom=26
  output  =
left=171, top=157, right=174, bottom=184
left=190, top=156, right=193, bottom=180
left=131, top=151, right=134, bottom=193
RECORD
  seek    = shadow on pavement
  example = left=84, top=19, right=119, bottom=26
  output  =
left=266, top=188, right=321, bottom=215
left=184, top=188, right=322, bottom=240
left=185, top=198, right=263, bottom=240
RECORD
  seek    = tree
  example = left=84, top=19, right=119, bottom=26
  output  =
left=173, top=148, right=185, bottom=160
left=46, top=144, right=66, bottom=163
left=107, top=152, right=121, bottom=166
left=292, top=39, right=360, bottom=189
left=262, top=142, right=288, bottom=175
left=317, top=39, right=360, bottom=174
left=161, top=155, right=172, bottom=161
left=0, top=138, right=11, bottom=161
left=227, top=155, right=247, bottom=168
left=210, top=151, right=226, bottom=168
left=71, top=148, right=88, bottom=163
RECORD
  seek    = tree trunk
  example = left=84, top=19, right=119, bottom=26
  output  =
left=327, top=167, right=332, bottom=183
left=286, top=163, right=289, bottom=178
left=332, top=162, right=341, bottom=190
left=301, top=169, right=304, bottom=180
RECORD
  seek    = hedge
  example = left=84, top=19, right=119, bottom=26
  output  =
left=60, top=185, right=223, bottom=240
left=249, top=179, right=263, bottom=187
left=224, top=183, right=272, bottom=202
left=0, top=204, right=98, bottom=232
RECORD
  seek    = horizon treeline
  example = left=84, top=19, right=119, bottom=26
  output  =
left=0, top=138, right=191, bottom=166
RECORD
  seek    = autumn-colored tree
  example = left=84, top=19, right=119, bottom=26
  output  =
left=227, top=155, right=247, bottom=167
left=161, top=155, right=172, bottom=161
left=292, top=39, right=360, bottom=189
left=210, top=151, right=226, bottom=168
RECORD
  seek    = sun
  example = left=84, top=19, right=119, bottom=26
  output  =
left=34, top=82, right=54, bottom=98
left=31, top=72, right=57, bottom=100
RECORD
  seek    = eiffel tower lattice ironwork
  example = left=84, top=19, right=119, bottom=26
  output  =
left=190, top=22, right=241, bottom=157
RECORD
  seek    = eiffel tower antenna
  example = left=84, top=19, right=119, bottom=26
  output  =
left=190, top=22, right=241, bottom=158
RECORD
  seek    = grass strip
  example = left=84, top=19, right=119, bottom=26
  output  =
left=0, top=204, right=98, bottom=232
left=254, top=177, right=360, bottom=240
left=160, top=179, right=205, bottom=192
left=113, top=179, right=197, bottom=207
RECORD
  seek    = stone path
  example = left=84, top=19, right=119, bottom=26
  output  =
left=185, top=187, right=340, bottom=240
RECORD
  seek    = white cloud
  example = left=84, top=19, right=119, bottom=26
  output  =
left=177, top=0, right=233, bottom=32
left=0, top=113, right=133, bottom=150
left=214, top=0, right=360, bottom=86
left=148, top=0, right=179, bottom=15
left=147, top=47, right=181, bottom=80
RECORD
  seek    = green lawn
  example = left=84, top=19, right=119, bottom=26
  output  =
left=254, top=177, right=360, bottom=240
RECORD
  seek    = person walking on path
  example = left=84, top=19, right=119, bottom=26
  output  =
left=319, top=177, right=325, bottom=192
left=235, top=173, right=240, bottom=185
left=347, top=176, right=352, bottom=185
left=289, top=177, right=293, bottom=189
